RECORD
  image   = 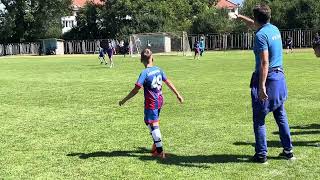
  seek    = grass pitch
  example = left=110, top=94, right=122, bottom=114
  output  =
left=0, top=50, right=319, bottom=179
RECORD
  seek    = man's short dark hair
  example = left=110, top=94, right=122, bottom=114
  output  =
left=141, top=48, right=152, bottom=63
left=253, top=4, right=271, bottom=25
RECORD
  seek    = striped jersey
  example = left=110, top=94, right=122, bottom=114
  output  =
left=135, top=66, right=167, bottom=110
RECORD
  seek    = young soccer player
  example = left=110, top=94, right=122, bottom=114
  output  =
left=313, top=33, right=320, bottom=57
left=119, top=48, right=184, bottom=159
left=313, top=33, right=320, bottom=46
left=199, top=37, right=205, bottom=56
left=285, top=36, right=293, bottom=54
left=98, top=46, right=107, bottom=65
left=194, top=40, right=200, bottom=60
left=106, top=40, right=115, bottom=68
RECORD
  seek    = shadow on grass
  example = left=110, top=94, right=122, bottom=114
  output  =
left=234, top=140, right=320, bottom=147
left=67, top=147, right=149, bottom=159
left=138, top=153, right=257, bottom=168
left=272, top=131, right=320, bottom=135
left=83, top=64, right=111, bottom=69
left=67, top=147, right=284, bottom=168
left=272, top=124, right=320, bottom=136
left=88, top=66, right=110, bottom=70
left=290, top=124, right=320, bottom=130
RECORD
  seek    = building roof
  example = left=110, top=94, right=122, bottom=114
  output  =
left=73, top=0, right=103, bottom=8
left=215, top=0, right=238, bottom=10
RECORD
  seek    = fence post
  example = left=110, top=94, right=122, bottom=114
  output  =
left=299, top=29, right=302, bottom=48
left=82, top=40, right=86, bottom=54
left=226, top=34, right=228, bottom=50
left=4, top=44, right=6, bottom=56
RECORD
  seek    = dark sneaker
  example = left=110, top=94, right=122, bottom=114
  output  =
left=152, top=151, right=166, bottom=159
left=252, top=154, right=267, bottom=164
left=279, top=150, right=296, bottom=160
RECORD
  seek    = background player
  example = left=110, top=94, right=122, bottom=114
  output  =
left=106, top=40, right=115, bottom=68
left=98, top=46, right=107, bottom=65
left=285, top=36, right=293, bottom=54
left=312, top=33, right=320, bottom=57
left=199, top=36, right=205, bottom=56
left=119, top=48, right=184, bottom=159
left=194, top=40, right=200, bottom=60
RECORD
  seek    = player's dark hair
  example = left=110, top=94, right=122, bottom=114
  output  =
left=253, top=4, right=271, bottom=25
left=141, top=48, right=153, bottom=63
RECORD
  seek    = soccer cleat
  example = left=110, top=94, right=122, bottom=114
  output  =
left=152, top=151, right=166, bottom=159
left=279, top=150, right=296, bottom=160
left=151, top=144, right=157, bottom=153
left=251, top=154, right=267, bottom=164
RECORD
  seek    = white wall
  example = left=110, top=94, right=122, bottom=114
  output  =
left=61, top=16, right=77, bottom=34
left=56, top=41, right=65, bottom=55
left=0, top=3, right=5, bottom=11
left=164, top=36, right=171, bottom=53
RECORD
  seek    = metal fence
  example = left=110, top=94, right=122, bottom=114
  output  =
left=190, top=32, right=254, bottom=50
left=281, top=29, right=314, bottom=48
left=0, top=29, right=318, bottom=56
left=64, top=40, right=100, bottom=54
left=0, top=43, right=40, bottom=56
left=189, top=29, right=317, bottom=50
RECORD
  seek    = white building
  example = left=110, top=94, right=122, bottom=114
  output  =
left=61, top=11, right=77, bottom=34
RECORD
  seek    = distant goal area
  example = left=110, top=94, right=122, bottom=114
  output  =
left=129, top=32, right=192, bottom=56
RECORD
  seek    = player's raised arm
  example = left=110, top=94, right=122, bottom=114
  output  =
left=164, top=79, right=184, bottom=103
left=236, top=14, right=256, bottom=29
left=119, top=85, right=140, bottom=106
left=229, top=11, right=256, bottom=30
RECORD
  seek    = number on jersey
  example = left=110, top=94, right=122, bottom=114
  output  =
left=151, top=75, right=162, bottom=90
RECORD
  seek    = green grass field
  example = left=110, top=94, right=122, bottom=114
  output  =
left=0, top=50, right=319, bottom=179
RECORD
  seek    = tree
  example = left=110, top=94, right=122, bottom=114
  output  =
left=0, top=6, right=15, bottom=43
left=0, top=0, right=72, bottom=43
left=65, top=0, right=227, bottom=38
left=63, top=2, right=103, bottom=40
left=191, top=7, right=236, bottom=34
left=97, top=0, right=194, bottom=38
left=4, top=0, right=320, bottom=42
left=285, top=0, right=320, bottom=29
left=240, top=0, right=320, bottom=30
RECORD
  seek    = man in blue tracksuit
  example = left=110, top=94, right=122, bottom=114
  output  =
left=235, top=4, right=294, bottom=163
